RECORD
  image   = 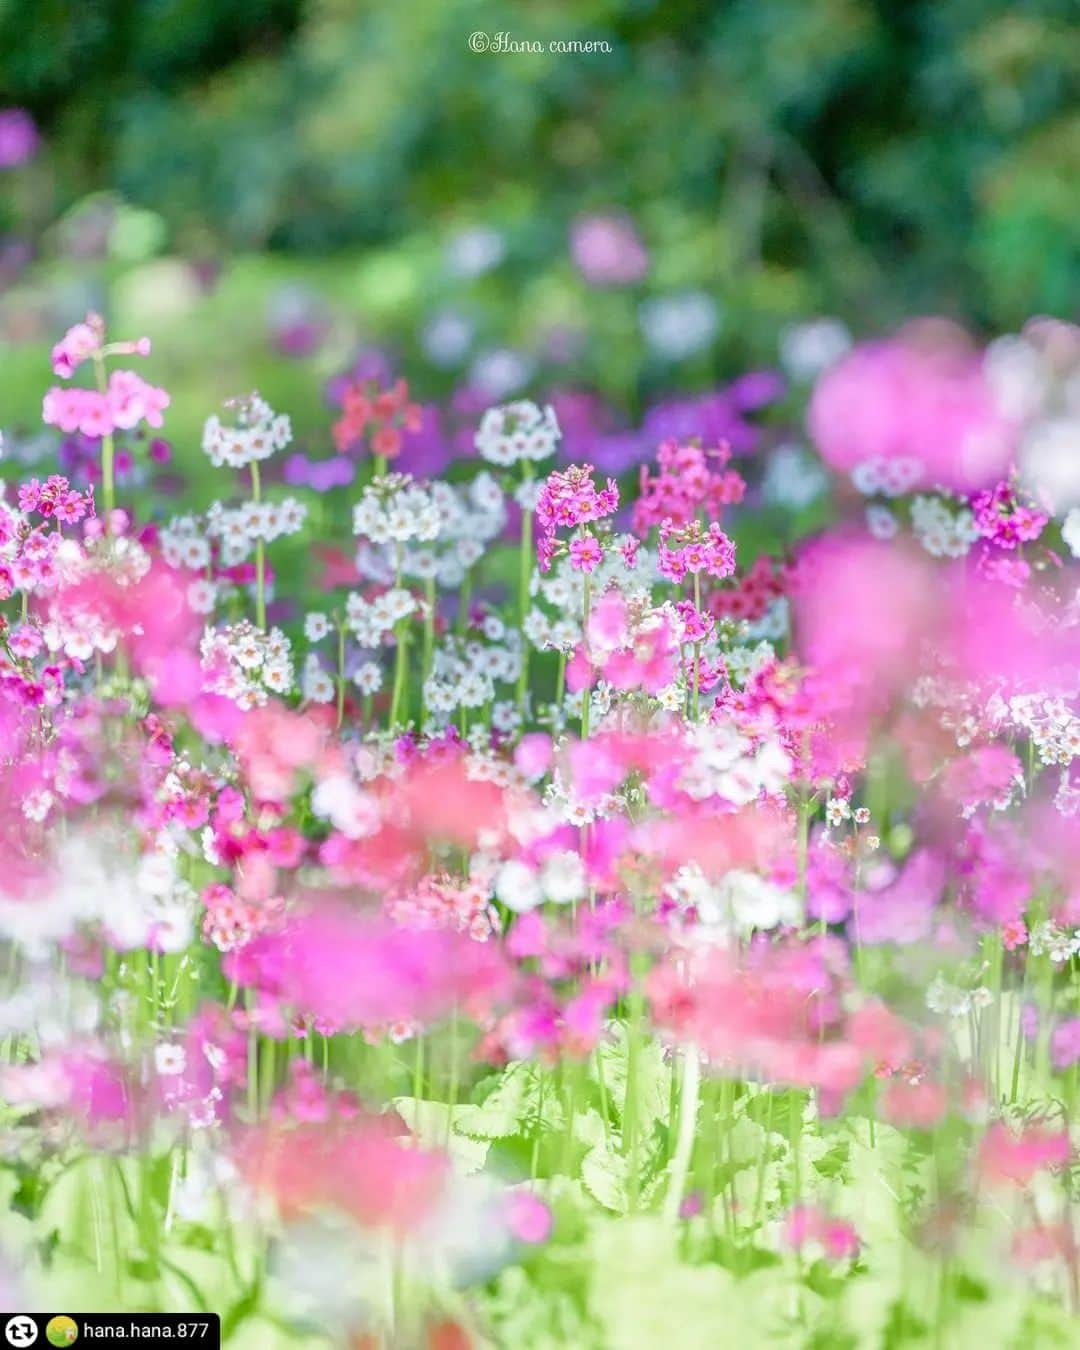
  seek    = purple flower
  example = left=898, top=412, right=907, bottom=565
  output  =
left=0, top=109, right=39, bottom=169
left=1051, top=1018, right=1080, bottom=1070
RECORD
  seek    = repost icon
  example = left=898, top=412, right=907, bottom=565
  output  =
left=4, top=1316, right=37, bottom=1346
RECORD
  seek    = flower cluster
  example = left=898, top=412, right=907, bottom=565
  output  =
left=657, top=518, right=737, bottom=583
left=971, top=479, right=1048, bottom=549
left=332, top=377, right=422, bottom=459
left=200, top=620, right=295, bottom=706
left=633, top=437, right=745, bottom=532
left=475, top=399, right=560, bottom=467
left=535, top=464, right=618, bottom=571
left=202, top=393, right=292, bottom=469
left=352, top=473, right=442, bottom=545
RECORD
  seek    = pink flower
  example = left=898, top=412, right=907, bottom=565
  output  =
left=634, top=438, right=745, bottom=534
left=881, top=1078, right=948, bottom=1130
left=51, top=319, right=103, bottom=377
left=569, top=534, right=604, bottom=573
left=972, top=480, right=1048, bottom=550
left=514, top=733, right=553, bottom=780
left=503, top=1188, right=553, bottom=1244
left=1001, top=918, right=1028, bottom=951
left=658, top=519, right=736, bottom=582
left=239, top=1114, right=449, bottom=1234
left=535, top=465, right=618, bottom=570
left=570, top=213, right=649, bottom=286
left=978, top=1122, right=1071, bottom=1187
left=230, top=902, right=512, bottom=1032
left=782, top=1205, right=859, bottom=1260
left=106, top=369, right=170, bottom=429
left=808, top=326, right=1015, bottom=492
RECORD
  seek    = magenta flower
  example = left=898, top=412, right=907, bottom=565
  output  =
left=808, top=328, right=1015, bottom=492
left=568, top=534, right=604, bottom=573
left=0, top=107, right=39, bottom=168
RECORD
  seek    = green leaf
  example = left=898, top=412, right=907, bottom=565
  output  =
left=392, top=1096, right=491, bottom=1173
left=580, top=1145, right=631, bottom=1212
left=592, top=1025, right=672, bottom=1141
left=458, top=1063, right=564, bottom=1141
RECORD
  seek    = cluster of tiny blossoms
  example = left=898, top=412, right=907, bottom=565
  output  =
left=475, top=399, right=560, bottom=467
left=200, top=620, right=294, bottom=706
left=535, top=464, right=619, bottom=572
left=202, top=393, right=292, bottom=468
left=352, top=473, right=442, bottom=546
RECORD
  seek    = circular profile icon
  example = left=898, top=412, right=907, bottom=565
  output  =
left=44, top=1321, right=77, bottom=1348
left=4, top=1316, right=37, bottom=1346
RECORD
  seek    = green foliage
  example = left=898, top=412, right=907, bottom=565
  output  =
left=2, top=0, right=1077, bottom=356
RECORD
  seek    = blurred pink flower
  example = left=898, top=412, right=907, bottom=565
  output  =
left=808, top=326, right=1015, bottom=492
left=570, top=213, right=649, bottom=286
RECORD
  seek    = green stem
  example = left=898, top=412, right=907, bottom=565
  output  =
left=336, top=622, right=347, bottom=729
left=457, top=567, right=473, bottom=634
left=250, top=461, right=266, bottom=630
left=517, top=463, right=535, bottom=711
left=421, top=576, right=436, bottom=724
left=691, top=572, right=702, bottom=722
left=389, top=549, right=409, bottom=727
left=663, top=1046, right=701, bottom=1222
left=92, top=354, right=116, bottom=516
left=390, top=623, right=409, bottom=727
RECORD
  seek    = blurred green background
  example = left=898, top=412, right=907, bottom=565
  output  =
left=0, top=0, right=1077, bottom=460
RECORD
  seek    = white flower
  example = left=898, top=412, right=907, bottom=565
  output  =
left=1063, top=506, right=1080, bottom=559
left=540, top=850, right=587, bottom=905
left=779, top=317, right=851, bottom=383
left=475, top=401, right=560, bottom=466
left=232, top=634, right=264, bottom=670
left=762, top=444, right=828, bottom=510
left=656, top=683, right=683, bottom=712
left=186, top=579, right=217, bottom=615
left=866, top=504, right=898, bottom=540
left=263, top=660, right=294, bottom=695
left=202, top=394, right=291, bottom=469
left=353, top=662, right=383, bottom=694
left=310, top=776, right=380, bottom=839
left=302, top=655, right=335, bottom=704
left=154, top=1044, right=187, bottom=1076
left=911, top=495, right=979, bottom=558
left=457, top=672, right=494, bottom=708
left=640, top=291, right=719, bottom=361
left=715, top=870, right=801, bottom=934
left=851, top=460, right=883, bottom=496
left=826, top=797, right=851, bottom=828
left=179, top=535, right=210, bottom=570
left=494, top=860, right=543, bottom=913
left=305, top=612, right=331, bottom=641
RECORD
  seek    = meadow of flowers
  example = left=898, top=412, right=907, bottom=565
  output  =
left=1, top=312, right=1080, bottom=1348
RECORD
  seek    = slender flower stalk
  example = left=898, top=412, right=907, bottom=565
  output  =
left=250, top=460, right=267, bottom=630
